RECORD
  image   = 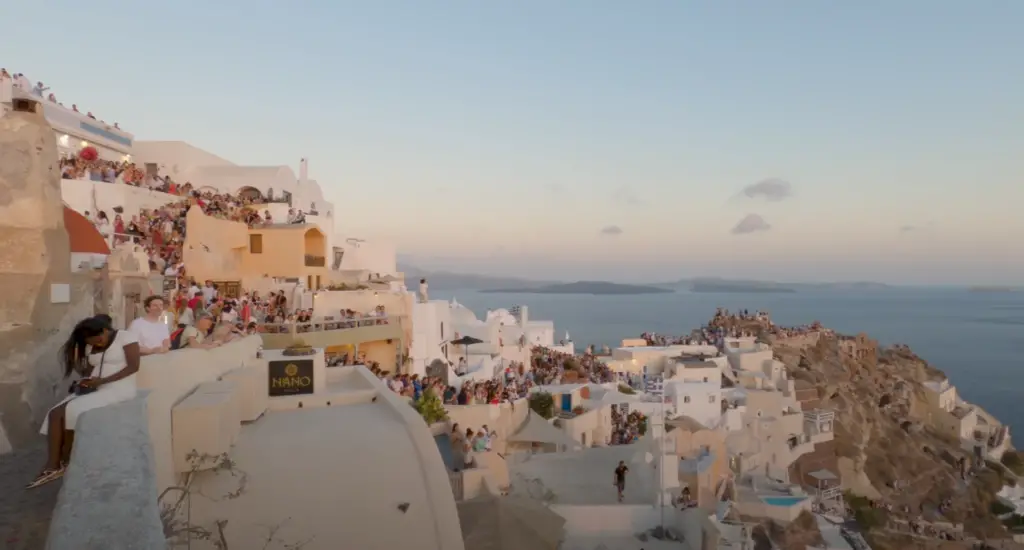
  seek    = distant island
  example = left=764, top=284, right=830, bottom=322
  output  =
left=970, top=286, right=1020, bottom=293
left=690, top=281, right=796, bottom=294
left=480, top=281, right=673, bottom=295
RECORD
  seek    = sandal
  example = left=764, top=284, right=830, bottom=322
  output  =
left=26, top=466, right=65, bottom=489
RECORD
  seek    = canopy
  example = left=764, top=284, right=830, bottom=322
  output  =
left=507, top=411, right=581, bottom=449
left=457, top=494, right=565, bottom=550
left=451, top=335, right=485, bottom=346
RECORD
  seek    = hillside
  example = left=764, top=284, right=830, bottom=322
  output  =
left=742, top=320, right=1022, bottom=550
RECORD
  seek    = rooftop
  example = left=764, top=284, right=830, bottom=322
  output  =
left=185, top=386, right=456, bottom=549
left=509, top=445, right=656, bottom=505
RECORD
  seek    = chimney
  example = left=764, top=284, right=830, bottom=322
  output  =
left=299, top=158, right=308, bottom=184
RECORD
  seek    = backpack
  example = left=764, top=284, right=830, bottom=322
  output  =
left=170, top=327, right=186, bottom=350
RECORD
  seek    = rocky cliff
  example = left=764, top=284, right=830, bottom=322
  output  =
left=769, top=328, right=1020, bottom=549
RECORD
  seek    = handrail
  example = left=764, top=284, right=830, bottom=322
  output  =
left=258, top=315, right=391, bottom=334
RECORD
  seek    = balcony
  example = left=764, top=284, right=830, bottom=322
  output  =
left=258, top=315, right=403, bottom=349
left=304, top=254, right=326, bottom=267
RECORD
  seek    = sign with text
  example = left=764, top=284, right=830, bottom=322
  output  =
left=268, top=359, right=314, bottom=396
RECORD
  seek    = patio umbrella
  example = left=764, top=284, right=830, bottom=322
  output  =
left=457, top=494, right=565, bottom=550
left=450, top=335, right=484, bottom=362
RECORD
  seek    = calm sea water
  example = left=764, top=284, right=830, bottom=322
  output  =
left=443, top=288, right=1024, bottom=436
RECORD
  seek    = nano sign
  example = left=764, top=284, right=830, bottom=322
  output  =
left=268, top=359, right=314, bottom=396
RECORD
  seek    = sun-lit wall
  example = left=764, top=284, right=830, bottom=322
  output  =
left=244, top=225, right=330, bottom=287
left=182, top=207, right=249, bottom=282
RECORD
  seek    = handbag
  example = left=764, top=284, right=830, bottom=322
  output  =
left=70, top=330, right=116, bottom=396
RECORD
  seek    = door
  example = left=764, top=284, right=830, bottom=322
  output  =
left=561, top=394, right=572, bottom=412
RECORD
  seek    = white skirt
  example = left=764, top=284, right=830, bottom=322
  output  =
left=40, top=376, right=138, bottom=435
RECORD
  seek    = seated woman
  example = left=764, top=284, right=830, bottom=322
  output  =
left=27, top=316, right=141, bottom=489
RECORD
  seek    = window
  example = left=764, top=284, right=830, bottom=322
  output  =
left=709, top=395, right=716, bottom=403
left=249, top=234, right=263, bottom=253
left=683, top=396, right=691, bottom=404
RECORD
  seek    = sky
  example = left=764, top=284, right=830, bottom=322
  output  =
left=5, top=1, right=1023, bottom=285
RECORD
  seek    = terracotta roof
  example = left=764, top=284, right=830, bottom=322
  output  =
left=63, top=206, right=111, bottom=254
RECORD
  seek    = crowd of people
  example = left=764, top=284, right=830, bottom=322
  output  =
left=610, top=405, right=647, bottom=445
left=2, top=68, right=113, bottom=125
left=529, top=346, right=614, bottom=385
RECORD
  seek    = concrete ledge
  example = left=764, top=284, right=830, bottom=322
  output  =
left=47, top=395, right=165, bottom=550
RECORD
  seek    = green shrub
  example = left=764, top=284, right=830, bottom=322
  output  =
left=1003, top=514, right=1024, bottom=529
left=1002, top=451, right=1024, bottom=475
left=412, top=392, right=448, bottom=424
left=991, top=500, right=1015, bottom=516
left=617, top=384, right=636, bottom=395
left=529, top=392, right=555, bottom=419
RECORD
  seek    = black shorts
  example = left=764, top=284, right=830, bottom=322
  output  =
left=616, top=481, right=625, bottom=491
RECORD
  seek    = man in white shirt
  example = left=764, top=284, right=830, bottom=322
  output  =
left=202, top=280, right=217, bottom=305
left=129, top=296, right=171, bottom=355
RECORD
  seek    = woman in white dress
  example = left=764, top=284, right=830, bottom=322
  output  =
left=27, top=316, right=141, bottom=489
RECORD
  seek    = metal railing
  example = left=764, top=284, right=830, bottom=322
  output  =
left=304, top=254, right=326, bottom=267
left=258, top=315, right=391, bottom=334
left=449, top=471, right=464, bottom=500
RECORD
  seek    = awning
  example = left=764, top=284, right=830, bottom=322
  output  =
left=507, top=412, right=582, bottom=449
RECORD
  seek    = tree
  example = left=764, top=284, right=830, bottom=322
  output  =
left=412, top=392, right=448, bottom=424
left=529, top=392, right=555, bottom=419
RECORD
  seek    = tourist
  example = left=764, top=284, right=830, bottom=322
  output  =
left=418, top=278, right=429, bottom=303
left=614, top=460, right=629, bottom=503
left=28, top=316, right=141, bottom=489
left=129, top=296, right=171, bottom=355
left=179, top=313, right=220, bottom=349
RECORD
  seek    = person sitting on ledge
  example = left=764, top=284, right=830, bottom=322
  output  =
left=180, top=313, right=221, bottom=349
left=28, top=315, right=141, bottom=489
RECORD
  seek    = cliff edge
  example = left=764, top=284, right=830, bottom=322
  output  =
left=770, top=326, right=1020, bottom=548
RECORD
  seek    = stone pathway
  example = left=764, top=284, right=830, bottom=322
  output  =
left=0, top=444, right=60, bottom=550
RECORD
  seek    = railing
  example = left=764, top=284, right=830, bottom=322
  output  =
left=258, top=315, right=390, bottom=334
left=304, top=254, right=326, bottom=267
left=449, top=471, right=464, bottom=501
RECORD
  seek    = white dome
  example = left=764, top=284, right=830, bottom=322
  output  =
left=450, top=303, right=481, bottom=326
left=485, top=308, right=518, bottom=326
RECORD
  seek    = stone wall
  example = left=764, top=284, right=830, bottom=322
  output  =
left=0, top=100, right=93, bottom=453
left=46, top=396, right=165, bottom=550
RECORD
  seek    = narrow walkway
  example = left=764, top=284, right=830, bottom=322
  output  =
left=0, top=444, right=60, bottom=550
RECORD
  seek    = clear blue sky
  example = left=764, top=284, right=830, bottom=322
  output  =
left=6, top=1, right=1023, bottom=285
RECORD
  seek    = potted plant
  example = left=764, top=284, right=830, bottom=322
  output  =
left=412, top=392, right=448, bottom=425
left=529, top=392, right=555, bottom=419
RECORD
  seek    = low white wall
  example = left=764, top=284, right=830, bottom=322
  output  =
left=62, top=178, right=182, bottom=218
left=551, top=504, right=661, bottom=536
left=135, top=335, right=263, bottom=494
left=48, top=336, right=262, bottom=549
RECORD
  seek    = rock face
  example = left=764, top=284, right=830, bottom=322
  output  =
left=0, top=99, right=93, bottom=453
left=773, top=333, right=1016, bottom=547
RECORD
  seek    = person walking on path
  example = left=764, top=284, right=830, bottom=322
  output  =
left=614, top=460, right=629, bottom=503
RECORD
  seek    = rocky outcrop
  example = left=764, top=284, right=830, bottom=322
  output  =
left=773, top=331, right=1017, bottom=546
left=0, top=99, right=93, bottom=452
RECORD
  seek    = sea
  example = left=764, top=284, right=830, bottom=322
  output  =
left=442, top=287, right=1024, bottom=437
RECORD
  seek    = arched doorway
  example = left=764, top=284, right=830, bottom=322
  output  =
left=237, top=186, right=263, bottom=201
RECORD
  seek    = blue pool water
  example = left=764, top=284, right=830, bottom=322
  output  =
left=761, top=496, right=808, bottom=507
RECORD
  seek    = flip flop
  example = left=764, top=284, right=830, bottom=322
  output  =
left=25, top=466, right=65, bottom=489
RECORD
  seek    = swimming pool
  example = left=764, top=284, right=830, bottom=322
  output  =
left=761, top=496, right=808, bottom=507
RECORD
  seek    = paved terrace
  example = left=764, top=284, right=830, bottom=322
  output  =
left=509, top=444, right=658, bottom=505
left=0, top=442, right=59, bottom=550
